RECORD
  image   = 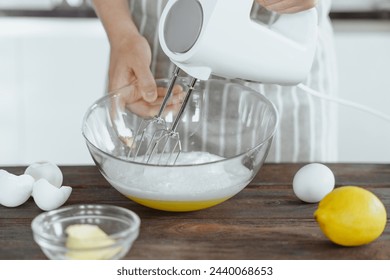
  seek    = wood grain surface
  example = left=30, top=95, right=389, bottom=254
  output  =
left=1, top=163, right=389, bottom=260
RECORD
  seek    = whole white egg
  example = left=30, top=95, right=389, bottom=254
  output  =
left=292, top=163, right=335, bottom=203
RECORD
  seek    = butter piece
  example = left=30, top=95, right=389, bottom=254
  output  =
left=65, top=224, right=120, bottom=260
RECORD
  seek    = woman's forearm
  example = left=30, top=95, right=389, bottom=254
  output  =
left=92, top=0, right=139, bottom=47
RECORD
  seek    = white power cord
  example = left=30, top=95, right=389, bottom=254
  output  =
left=297, top=83, right=390, bottom=123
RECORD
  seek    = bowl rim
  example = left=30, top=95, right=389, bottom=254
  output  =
left=31, top=204, right=141, bottom=245
left=81, top=79, right=279, bottom=167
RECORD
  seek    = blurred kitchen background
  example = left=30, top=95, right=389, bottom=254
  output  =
left=0, top=0, right=389, bottom=165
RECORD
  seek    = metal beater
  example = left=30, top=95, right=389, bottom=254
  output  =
left=128, top=65, right=197, bottom=165
left=141, top=77, right=197, bottom=165
left=128, top=66, right=180, bottom=160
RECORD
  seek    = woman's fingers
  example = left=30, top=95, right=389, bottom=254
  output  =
left=256, top=0, right=317, bottom=13
left=123, top=84, right=186, bottom=118
left=127, top=99, right=183, bottom=118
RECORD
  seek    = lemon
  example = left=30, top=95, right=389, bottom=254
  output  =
left=314, top=186, right=387, bottom=246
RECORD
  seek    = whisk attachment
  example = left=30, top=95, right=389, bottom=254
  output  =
left=127, top=66, right=180, bottom=159
left=142, top=77, right=198, bottom=165
left=143, top=130, right=182, bottom=165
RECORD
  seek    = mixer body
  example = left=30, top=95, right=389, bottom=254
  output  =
left=128, top=0, right=317, bottom=166
left=159, top=0, right=318, bottom=85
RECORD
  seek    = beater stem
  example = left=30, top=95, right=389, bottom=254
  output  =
left=157, top=66, right=181, bottom=117
left=170, top=77, right=198, bottom=132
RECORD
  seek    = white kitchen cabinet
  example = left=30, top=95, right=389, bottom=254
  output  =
left=0, top=37, right=20, bottom=164
left=333, top=20, right=390, bottom=162
left=331, top=0, right=390, bottom=11
left=0, top=17, right=109, bottom=165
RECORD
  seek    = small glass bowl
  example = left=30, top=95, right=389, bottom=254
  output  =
left=31, top=204, right=140, bottom=260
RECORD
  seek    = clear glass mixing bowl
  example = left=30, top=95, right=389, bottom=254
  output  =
left=82, top=78, right=278, bottom=211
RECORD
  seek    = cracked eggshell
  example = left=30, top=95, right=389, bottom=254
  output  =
left=33, top=178, right=72, bottom=211
left=25, top=161, right=63, bottom=188
left=0, top=169, right=34, bottom=207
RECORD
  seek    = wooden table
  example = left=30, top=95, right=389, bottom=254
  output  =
left=1, top=163, right=389, bottom=260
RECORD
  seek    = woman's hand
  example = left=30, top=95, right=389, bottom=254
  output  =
left=112, top=82, right=185, bottom=119
left=108, top=33, right=185, bottom=118
left=108, top=33, right=157, bottom=103
left=256, top=0, right=317, bottom=14
left=93, top=0, right=184, bottom=119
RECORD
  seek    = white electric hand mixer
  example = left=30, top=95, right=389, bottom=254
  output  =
left=129, top=0, right=318, bottom=165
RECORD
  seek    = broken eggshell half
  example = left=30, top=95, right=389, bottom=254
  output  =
left=0, top=170, right=35, bottom=207
left=32, top=178, right=72, bottom=211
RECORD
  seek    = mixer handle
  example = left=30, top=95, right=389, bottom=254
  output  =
left=240, top=0, right=318, bottom=47
left=268, top=9, right=318, bottom=47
